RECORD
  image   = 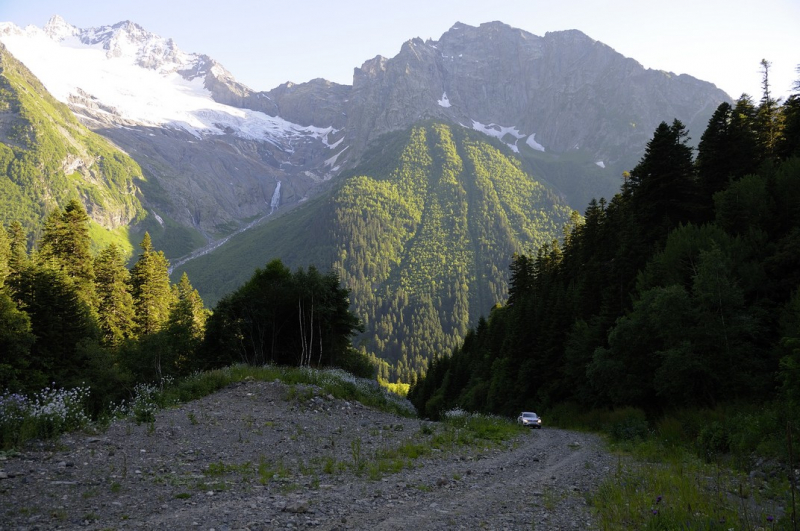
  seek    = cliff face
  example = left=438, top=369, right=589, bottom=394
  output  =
left=342, top=22, right=728, bottom=167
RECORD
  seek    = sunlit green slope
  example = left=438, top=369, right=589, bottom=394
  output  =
left=177, top=122, right=575, bottom=380
left=0, top=42, right=146, bottom=255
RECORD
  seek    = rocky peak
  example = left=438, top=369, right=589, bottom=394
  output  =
left=43, top=15, right=78, bottom=41
left=342, top=20, right=727, bottom=169
left=265, top=78, right=350, bottom=128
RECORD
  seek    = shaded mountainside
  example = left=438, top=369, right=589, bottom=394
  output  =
left=176, top=122, right=574, bottom=381
left=0, top=42, right=145, bottom=254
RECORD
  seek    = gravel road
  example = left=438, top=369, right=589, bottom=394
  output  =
left=0, top=379, right=617, bottom=530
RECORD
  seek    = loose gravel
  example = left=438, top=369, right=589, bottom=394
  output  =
left=0, top=379, right=618, bottom=530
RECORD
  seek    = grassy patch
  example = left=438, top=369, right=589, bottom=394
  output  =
left=592, top=449, right=787, bottom=530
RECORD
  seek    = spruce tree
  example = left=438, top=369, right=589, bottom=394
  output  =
left=7, top=221, right=28, bottom=276
left=628, top=120, right=698, bottom=247
left=0, top=290, right=35, bottom=391
left=0, top=225, right=10, bottom=287
left=38, top=200, right=97, bottom=309
left=166, top=272, right=208, bottom=373
left=757, top=59, right=783, bottom=156
left=94, top=243, right=136, bottom=347
left=130, top=233, right=173, bottom=336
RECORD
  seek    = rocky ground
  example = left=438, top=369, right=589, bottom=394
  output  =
left=0, top=379, right=618, bottom=530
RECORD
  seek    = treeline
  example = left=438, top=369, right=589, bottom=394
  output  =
left=199, top=259, right=372, bottom=378
left=410, top=66, right=800, bottom=420
left=0, top=201, right=366, bottom=412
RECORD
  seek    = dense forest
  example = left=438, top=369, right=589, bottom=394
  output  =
left=177, top=123, right=575, bottom=383
left=0, top=202, right=365, bottom=412
left=409, top=64, right=800, bottom=421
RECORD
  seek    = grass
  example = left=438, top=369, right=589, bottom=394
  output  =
left=591, top=449, right=787, bottom=530
left=544, top=402, right=798, bottom=530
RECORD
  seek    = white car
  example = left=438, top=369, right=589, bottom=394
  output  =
left=517, top=412, right=542, bottom=429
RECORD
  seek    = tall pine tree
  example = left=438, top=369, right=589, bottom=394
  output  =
left=94, top=243, right=136, bottom=347
left=130, top=232, right=173, bottom=336
left=38, top=200, right=97, bottom=309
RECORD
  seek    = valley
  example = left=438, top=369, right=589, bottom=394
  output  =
left=0, top=15, right=730, bottom=378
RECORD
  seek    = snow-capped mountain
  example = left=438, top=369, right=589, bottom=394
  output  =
left=0, top=16, right=342, bottom=147
left=0, top=16, right=352, bottom=241
left=0, top=15, right=730, bottom=261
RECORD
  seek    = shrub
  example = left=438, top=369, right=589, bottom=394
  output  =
left=696, top=421, right=730, bottom=461
left=607, top=407, right=650, bottom=442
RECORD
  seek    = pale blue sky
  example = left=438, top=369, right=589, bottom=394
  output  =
left=1, top=0, right=798, bottom=101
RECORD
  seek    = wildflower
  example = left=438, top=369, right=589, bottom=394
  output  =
left=767, top=515, right=774, bottom=522
left=652, top=509, right=658, bottom=515
left=656, top=495, right=662, bottom=504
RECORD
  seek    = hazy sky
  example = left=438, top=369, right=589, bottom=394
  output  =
left=1, top=0, right=798, bottom=101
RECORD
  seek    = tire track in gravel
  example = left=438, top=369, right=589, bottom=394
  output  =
left=340, top=429, right=616, bottom=531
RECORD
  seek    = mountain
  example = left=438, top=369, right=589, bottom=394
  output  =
left=0, top=16, right=348, bottom=256
left=0, top=17, right=729, bottom=258
left=174, top=121, right=575, bottom=381
left=0, top=16, right=731, bottom=379
left=0, top=40, right=145, bottom=254
left=344, top=23, right=728, bottom=209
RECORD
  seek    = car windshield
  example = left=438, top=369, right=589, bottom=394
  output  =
left=521, top=412, right=537, bottom=418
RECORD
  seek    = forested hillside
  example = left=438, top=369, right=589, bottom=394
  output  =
left=0, top=43, right=146, bottom=255
left=409, top=74, right=800, bottom=420
left=176, top=122, right=575, bottom=382
left=0, top=200, right=365, bottom=417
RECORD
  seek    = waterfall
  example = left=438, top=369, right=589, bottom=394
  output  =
left=269, top=181, right=281, bottom=214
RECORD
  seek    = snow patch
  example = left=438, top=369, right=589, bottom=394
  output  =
left=437, top=92, right=451, bottom=108
left=325, top=145, right=349, bottom=167
left=471, top=120, right=527, bottom=152
left=595, top=160, right=605, bottom=169
left=526, top=134, right=546, bottom=152
left=152, top=210, right=164, bottom=227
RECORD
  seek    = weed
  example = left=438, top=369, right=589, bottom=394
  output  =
left=351, top=438, right=363, bottom=471
left=187, top=412, right=198, bottom=425
left=175, top=492, right=192, bottom=499
left=258, top=457, right=290, bottom=484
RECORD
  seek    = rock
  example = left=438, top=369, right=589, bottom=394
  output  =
left=284, top=499, right=310, bottom=513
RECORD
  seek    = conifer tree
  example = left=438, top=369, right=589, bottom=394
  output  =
left=166, top=272, right=208, bottom=373
left=0, top=288, right=35, bottom=391
left=7, top=221, right=29, bottom=276
left=757, top=59, right=783, bottom=156
left=38, top=200, right=97, bottom=309
left=94, top=243, right=136, bottom=347
left=0, top=225, right=10, bottom=287
left=130, top=232, right=173, bottom=336
left=11, top=262, right=98, bottom=389
left=695, top=98, right=763, bottom=221
left=628, top=120, right=698, bottom=247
